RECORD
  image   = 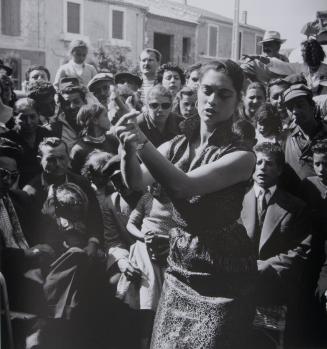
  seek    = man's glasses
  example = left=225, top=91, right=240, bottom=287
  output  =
left=148, top=103, right=171, bottom=110
left=0, top=168, right=19, bottom=182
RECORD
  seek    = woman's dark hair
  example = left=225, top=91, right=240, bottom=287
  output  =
left=185, top=62, right=202, bottom=79
left=254, top=102, right=282, bottom=136
left=311, top=139, right=327, bottom=155
left=301, top=38, right=326, bottom=68
left=157, top=63, right=186, bottom=86
left=232, top=119, right=256, bottom=142
left=245, top=82, right=267, bottom=100
left=81, top=150, right=112, bottom=181
left=76, top=103, right=107, bottom=136
left=198, top=60, right=244, bottom=98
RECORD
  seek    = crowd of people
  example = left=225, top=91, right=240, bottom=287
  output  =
left=0, top=27, right=327, bottom=349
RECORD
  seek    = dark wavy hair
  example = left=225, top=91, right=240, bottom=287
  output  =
left=301, top=38, right=326, bottom=68
left=25, top=65, right=51, bottom=81
left=311, top=139, right=327, bottom=155
left=199, top=60, right=244, bottom=99
left=255, top=102, right=282, bottom=136
left=254, top=142, right=285, bottom=169
left=157, top=63, right=186, bottom=86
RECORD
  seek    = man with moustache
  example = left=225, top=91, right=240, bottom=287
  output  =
left=139, top=48, right=161, bottom=103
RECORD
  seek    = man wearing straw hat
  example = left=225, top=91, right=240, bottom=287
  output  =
left=259, top=30, right=289, bottom=62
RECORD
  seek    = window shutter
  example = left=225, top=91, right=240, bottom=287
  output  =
left=67, top=2, right=80, bottom=34
left=112, top=10, right=124, bottom=40
left=209, top=26, right=217, bottom=57
left=1, top=0, right=21, bottom=36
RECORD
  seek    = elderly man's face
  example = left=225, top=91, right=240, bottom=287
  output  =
left=0, top=156, right=19, bottom=196
left=262, top=41, right=281, bottom=57
left=40, top=143, right=69, bottom=177
left=285, top=96, right=315, bottom=131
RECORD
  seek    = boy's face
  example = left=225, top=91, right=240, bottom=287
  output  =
left=253, top=151, right=282, bottom=189
left=179, top=94, right=196, bottom=118
left=313, top=153, right=327, bottom=185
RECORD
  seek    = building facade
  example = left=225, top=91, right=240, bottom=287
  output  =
left=0, top=0, right=265, bottom=87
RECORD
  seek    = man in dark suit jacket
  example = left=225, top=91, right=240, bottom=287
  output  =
left=240, top=142, right=312, bottom=347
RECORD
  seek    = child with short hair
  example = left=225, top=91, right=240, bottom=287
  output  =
left=301, top=140, right=327, bottom=234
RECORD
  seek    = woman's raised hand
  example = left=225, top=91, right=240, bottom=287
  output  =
left=113, top=110, right=146, bottom=151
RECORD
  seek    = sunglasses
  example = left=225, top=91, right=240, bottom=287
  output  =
left=0, top=168, right=19, bottom=181
left=148, top=102, right=171, bottom=110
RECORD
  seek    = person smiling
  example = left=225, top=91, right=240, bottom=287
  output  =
left=240, top=82, right=266, bottom=124
left=114, top=60, right=257, bottom=348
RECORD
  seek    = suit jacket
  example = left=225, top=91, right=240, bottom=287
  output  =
left=23, top=171, right=104, bottom=248
left=240, top=187, right=311, bottom=295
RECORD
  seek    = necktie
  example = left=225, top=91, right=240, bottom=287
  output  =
left=258, top=189, right=268, bottom=225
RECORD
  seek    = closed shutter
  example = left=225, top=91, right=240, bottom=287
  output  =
left=209, top=26, right=218, bottom=57
left=67, top=2, right=80, bottom=34
left=1, top=0, right=21, bottom=36
left=112, top=10, right=124, bottom=40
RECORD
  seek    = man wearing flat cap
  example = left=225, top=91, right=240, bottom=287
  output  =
left=46, top=77, right=87, bottom=151
left=88, top=72, right=114, bottom=109
left=283, top=83, right=327, bottom=185
left=259, top=30, right=289, bottom=62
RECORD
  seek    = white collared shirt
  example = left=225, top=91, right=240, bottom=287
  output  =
left=253, top=183, right=277, bottom=205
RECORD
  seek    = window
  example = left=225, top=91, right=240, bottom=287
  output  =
left=67, top=2, right=80, bottom=34
left=110, top=7, right=125, bottom=41
left=63, top=0, right=83, bottom=35
left=208, top=25, right=219, bottom=57
left=1, top=0, right=21, bottom=36
left=182, top=37, right=191, bottom=63
left=256, top=35, right=263, bottom=55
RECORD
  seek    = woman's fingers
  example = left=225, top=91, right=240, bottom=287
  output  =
left=115, top=110, right=140, bottom=127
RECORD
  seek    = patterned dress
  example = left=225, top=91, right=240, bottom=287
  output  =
left=151, top=117, right=258, bottom=349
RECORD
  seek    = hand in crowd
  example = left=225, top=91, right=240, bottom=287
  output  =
left=118, top=259, right=142, bottom=282
left=24, top=243, right=55, bottom=259
left=114, top=110, right=147, bottom=151
left=84, top=240, right=99, bottom=258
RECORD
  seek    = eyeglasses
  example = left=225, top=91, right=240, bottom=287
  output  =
left=0, top=168, right=19, bottom=182
left=148, top=103, right=171, bottom=110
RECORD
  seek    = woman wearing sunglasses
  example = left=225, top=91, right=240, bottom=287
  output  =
left=115, top=60, right=257, bottom=348
left=136, top=84, right=183, bottom=147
